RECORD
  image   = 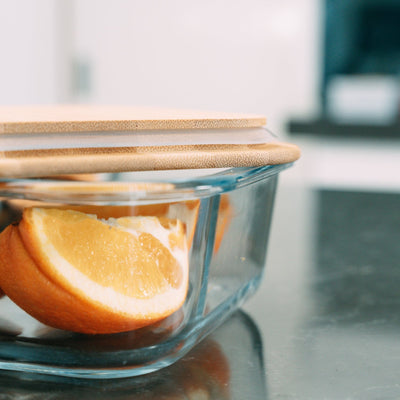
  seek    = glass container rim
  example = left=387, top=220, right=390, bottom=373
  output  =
left=0, top=164, right=291, bottom=205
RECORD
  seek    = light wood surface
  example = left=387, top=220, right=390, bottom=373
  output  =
left=0, top=105, right=266, bottom=134
left=0, top=143, right=301, bottom=178
left=0, top=106, right=301, bottom=178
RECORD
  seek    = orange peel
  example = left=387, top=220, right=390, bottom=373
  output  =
left=0, top=208, right=189, bottom=334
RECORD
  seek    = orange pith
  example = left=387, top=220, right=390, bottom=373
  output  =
left=0, top=208, right=189, bottom=334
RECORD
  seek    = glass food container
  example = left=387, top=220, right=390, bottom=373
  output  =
left=0, top=106, right=300, bottom=378
left=0, top=310, right=266, bottom=399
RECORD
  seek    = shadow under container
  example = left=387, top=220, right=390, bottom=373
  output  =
left=0, top=106, right=300, bottom=378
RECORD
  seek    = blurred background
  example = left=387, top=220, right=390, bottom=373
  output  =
left=0, top=0, right=318, bottom=124
left=2, top=0, right=400, bottom=191
left=2, top=1, right=400, bottom=396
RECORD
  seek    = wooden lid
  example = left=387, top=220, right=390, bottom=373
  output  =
left=0, top=106, right=300, bottom=178
left=0, top=105, right=266, bottom=134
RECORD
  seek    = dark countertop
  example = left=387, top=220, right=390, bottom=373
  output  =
left=245, top=185, right=400, bottom=399
left=1, top=184, right=400, bottom=399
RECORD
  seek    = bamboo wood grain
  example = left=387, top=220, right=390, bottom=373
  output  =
left=0, top=143, right=301, bottom=178
left=0, top=105, right=266, bottom=134
left=0, top=105, right=300, bottom=178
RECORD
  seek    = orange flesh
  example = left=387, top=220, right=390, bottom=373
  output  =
left=39, top=209, right=182, bottom=299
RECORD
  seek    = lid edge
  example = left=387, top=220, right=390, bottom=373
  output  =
left=0, top=142, right=300, bottom=179
left=0, top=106, right=266, bottom=134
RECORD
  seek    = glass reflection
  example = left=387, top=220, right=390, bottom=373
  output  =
left=0, top=310, right=266, bottom=399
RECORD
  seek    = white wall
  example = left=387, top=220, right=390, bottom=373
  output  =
left=73, top=0, right=321, bottom=135
left=0, top=0, right=322, bottom=135
left=0, top=0, right=59, bottom=104
left=2, top=1, right=397, bottom=192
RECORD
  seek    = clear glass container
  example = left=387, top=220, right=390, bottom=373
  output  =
left=0, top=310, right=266, bottom=398
left=0, top=164, right=289, bottom=378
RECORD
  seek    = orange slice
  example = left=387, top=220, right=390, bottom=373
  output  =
left=2, top=181, right=235, bottom=253
left=0, top=208, right=189, bottom=334
left=4, top=198, right=200, bottom=248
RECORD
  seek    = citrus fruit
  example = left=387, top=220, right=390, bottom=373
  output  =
left=4, top=193, right=200, bottom=247
left=214, top=194, right=233, bottom=252
left=68, top=199, right=200, bottom=247
left=0, top=208, right=189, bottom=334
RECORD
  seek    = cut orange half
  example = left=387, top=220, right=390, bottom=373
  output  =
left=0, top=208, right=189, bottom=334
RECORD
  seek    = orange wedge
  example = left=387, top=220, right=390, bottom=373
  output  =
left=2, top=181, right=236, bottom=253
left=0, top=208, right=189, bottom=334
left=4, top=198, right=200, bottom=248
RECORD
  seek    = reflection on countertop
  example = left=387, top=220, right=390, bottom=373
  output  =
left=0, top=310, right=266, bottom=400
left=245, top=180, right=400, bottom=399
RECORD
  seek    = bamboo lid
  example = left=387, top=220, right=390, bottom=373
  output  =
left=0, top=105, right=266, bottom=134
left=0, top=105, right=300, bottom=178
